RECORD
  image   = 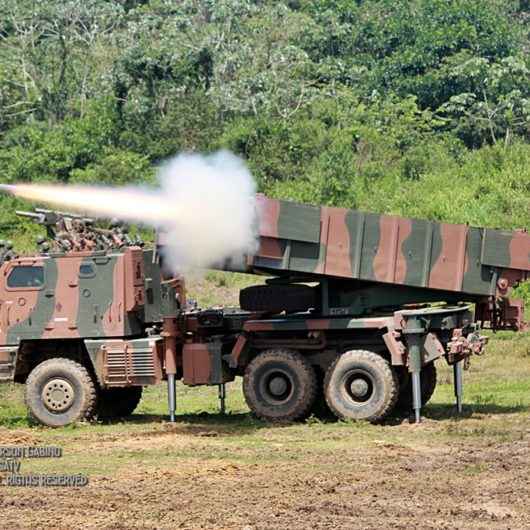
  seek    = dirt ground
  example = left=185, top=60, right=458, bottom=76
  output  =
left=0, top=407, right=528, bottom=530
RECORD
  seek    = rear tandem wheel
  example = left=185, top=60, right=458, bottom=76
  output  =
left=324, top=350, right=399, bottom=422
left=243, top=348, right=318, bottom=422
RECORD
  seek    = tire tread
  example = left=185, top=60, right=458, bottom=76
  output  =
left=25, top=358, right=97, bottom=427
left=243, top=348, right=317, bottom=422
left=324, top=350, right=398, bottom=422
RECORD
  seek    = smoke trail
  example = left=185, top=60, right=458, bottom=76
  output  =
left=2, top=183, right=174, bottom=224
left=3, top=151, right=258, bottom=272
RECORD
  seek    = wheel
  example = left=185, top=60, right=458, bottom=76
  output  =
left=395, top=362, right=437, bottom=411
left=324, top=350, right=399, bottom=422
left=97, top=386, right=143, bottom=419
left=243, top=349, right=317, bottom=422
left=25, top=358, right=97, bottom=427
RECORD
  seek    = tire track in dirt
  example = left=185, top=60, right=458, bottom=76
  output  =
left=0, top=429, right=528, bottom=530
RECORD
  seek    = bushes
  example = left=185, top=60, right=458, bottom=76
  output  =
left=0, top=98, right=117, bottom=183
left=0, top=0, right=527, bottom=265
left=269, top=138, right=530, bottom=229
left=69, top=150, right=154, bottom=186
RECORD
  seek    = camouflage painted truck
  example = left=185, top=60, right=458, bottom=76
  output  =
left=0, top=195, right=528, bottom=426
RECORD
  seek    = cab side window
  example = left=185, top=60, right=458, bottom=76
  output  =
left=7, top=266, right=45, bottom=288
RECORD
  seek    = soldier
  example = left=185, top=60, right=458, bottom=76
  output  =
left=35, top=235, right=46, bottom=250
left=39, top=241, right=51, bottom=255
left=3, top=241, right=16, bottom=261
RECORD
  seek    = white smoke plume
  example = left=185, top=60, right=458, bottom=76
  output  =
left=156, top=151, right=258, bottom=271
left=3, top=151, right=258, bottom=272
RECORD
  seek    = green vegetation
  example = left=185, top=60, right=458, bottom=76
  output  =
left=0, top=1, right=528, bottom=291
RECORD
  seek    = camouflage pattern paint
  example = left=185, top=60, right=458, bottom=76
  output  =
left=102, top=253, right=126, bottom=336
left=41, top=256, right=83, bottom=339
left=0, top=248, right=148, bottom=367
left=1, top=257, right=56, bottom=344
left=249, top=195, right=529, bottom=300
left=0, top=195, right=525, bottom=399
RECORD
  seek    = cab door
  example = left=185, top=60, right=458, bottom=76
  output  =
left=0, top=258, right=47, bottom=344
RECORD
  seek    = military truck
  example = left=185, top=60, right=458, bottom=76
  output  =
left=0, top=195, right=528, bottom=426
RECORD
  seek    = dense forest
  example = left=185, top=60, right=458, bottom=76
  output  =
left=0, top=1, right=529, bottom=252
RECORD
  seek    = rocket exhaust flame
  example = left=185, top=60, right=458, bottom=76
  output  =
left=2, top=151, right=258, bottom=272
left=4, top=183, right=175, bottom=224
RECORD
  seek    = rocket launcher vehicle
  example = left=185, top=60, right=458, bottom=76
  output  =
left=0, top=194, right=527, bottom=427
left=221, top=195, right=529, bottom=330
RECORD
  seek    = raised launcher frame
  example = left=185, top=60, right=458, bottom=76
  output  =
left=202, top=195, right=529, bottom=422
left=223, top=194, right=529, bottom=330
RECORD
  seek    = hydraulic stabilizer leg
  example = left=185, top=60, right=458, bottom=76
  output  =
left=167, top=373, right=176, bottom=422
left=411, top=371, right=422, bottom=424
left=218, top=383, right=226, bottom=414
left=406, top=327, right=423, bottom=424
left=163, top=317, right=179, bottom=423
left=454, top=360, right=464, bottom=414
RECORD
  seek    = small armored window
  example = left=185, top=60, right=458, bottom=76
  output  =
left=79, top=263, right=95, bottom=278
left=7, top=266, right=44, bottom=288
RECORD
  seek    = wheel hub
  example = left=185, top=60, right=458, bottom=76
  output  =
left=350, top=378, right=369, bottom=399
left=268, top=376, right=288, bottom=397
left=42, top=378, right=75, bottom=413
left=261, top=369, right=294, bottom=404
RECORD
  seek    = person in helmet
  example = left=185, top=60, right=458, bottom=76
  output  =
left=3, top=240, right=16, bottom=261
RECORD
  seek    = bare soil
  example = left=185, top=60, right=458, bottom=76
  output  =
left=0, top=413, right=529, bottom=530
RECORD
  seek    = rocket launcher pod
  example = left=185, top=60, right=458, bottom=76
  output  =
left=223, top=195, right=529, bottom=330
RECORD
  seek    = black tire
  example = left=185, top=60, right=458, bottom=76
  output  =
left=243, top=349, right=317, bottom=422
left=395, top=362, right=437, bottom=411
left=25, top=358, right=97, bottom=427
left=239, top=284, right=316, bottom=313
left=97, top=387, right=143, bottom=419
left=324, top=350, right=399, bottom=422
